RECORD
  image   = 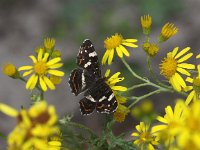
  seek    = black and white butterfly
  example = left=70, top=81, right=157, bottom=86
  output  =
left=68, top=39, right=118, bottom=115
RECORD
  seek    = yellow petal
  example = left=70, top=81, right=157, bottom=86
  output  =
left=175, top=47, right=190, bottom=59
left=176, top=67, right=191, bottom=76
left=102, top=50, right=110, bottom=65
left=26, top=74, right=36, bottom=89
left=18, top=66, right=33, bottom=71
left=108, top=49, right=114, bottom=65
left=0, top=103, right=18, bottom=117
left=186, top=77, right=193, bottom=83
left=29, top=55, right=37, bottom=63
left=157, top=116, right=168, bottom=123
left=185, top=90, right=195, bottom=105
left=170, top=76, right=181, bottom=92
left=178, top=63, right=195, bottom=69
left=196, top=54, right=200, bottom=59
left=172, top=47, right=179, bottom=57
left=111, top=86, right=127, bottom=91
left=48, top=63, right=63, bottom=69
left=177, top=53, right=193, bottom=63
left=120, top=45, right=130, bottom=56
left=122, top=42, right=138, bottom=48
left=39, top=76, right=47, bottom=91
left=42, top=53, right=49, bottom=62
left=123, top=39, right=137, bottom=42
left=116, top=46, right=123, bottom=58
left=43, top=76, right=55, bottom=90
left=109, top=77, right=124, bottom=85
left=47, top=57, right=61, bottom=66
left=174, top=73, right=186, bottom=88
left=48, top=70, right=64, bottom=76
left=108, top=72, right=121, bottom=81
left=104, top=69, right=110, bottom=77
left=151, top=125, right=167, bottom=133
left=23, top=70, right=33, bottom=77
left=30, top=75, right=38, bottom=90
left=38, top=49, right=43, bottom=61
left=131, top=132, right=139, bottom=137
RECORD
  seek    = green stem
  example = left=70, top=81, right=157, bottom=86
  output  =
left=127, top=83, right=150, bottom=91
left=128, top=89, right=161, bottom=109
left=67, top=122, right=98, bottom=138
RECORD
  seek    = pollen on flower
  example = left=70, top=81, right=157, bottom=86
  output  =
left=160, top=54, right=177, bottom=79
left=2, top=63, right=17, bottom=77
left=34, top=61, right=48, bottom=75
left=104, top=33, right=123, bottom=50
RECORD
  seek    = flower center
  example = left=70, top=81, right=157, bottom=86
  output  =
left=160, top=54, right=177, bottom=79
left=34, top=61, right=48, bottom=75
left=147, top=44, right=159, bottom=56
left=140, top=132, right=152, bottom=142
left=104, top=33, right=123, bottom=49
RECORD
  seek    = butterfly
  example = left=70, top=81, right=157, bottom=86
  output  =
left=68, top=39, right=118, bottom=115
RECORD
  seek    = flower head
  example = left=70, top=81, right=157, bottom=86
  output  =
left=102, top=33, right=138, bottom=65
left=159, top=23, right=178, bottom=42
left=18, top=49, right=64, bottom=91
left=141, top=14, right=152, bottom=35
left=0, top=101, right=59, bottom=150
left=132, top=122, right=159, bottom=150
left=2, top=63, right=18, bottom=78
left=144, top=43, right=159, bottom=57
left=184, top=76, right=200, bottom=105
left=44, top=38, right=56, bottom=51
left=160, top=47, right=195, bottom=92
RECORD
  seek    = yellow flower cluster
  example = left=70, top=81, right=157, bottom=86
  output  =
left=0, top=101, right=60, bottom=150
left=152, top=100, right=200, bottom=150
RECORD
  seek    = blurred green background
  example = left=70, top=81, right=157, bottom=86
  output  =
left=0, top=0, right=199, bottom=149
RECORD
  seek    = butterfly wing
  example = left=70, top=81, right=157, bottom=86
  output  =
left=68, top=68, right=95, bottom=96
left=83, top=78, right=118, bottom=114
left=79, top=97, right=96, bottom=115
left=76, top=39, right=101, bottom=78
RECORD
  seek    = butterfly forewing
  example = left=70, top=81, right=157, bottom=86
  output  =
left=76, top=39, right=101, bottom=78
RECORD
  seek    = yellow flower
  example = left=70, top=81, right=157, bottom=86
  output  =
left=49, top=75, right=62, bottom=85
left=2, top=63, right=18, bottom=78
left=160, top=47, right=195, bottom=92
left=48, top=129, right=62, bottom=150
left=18, top=49, right=64, bottom=91
left=146, top=43, right=159, bottom=57
left=113, top=95, right=129, bottom=123
left=176, top=100, right=200, bottom=150
left=105, top=69, right=127, bottom=92
left=102, top=33, right=138, bottom=65
left=131, top=122, right=159, bottom=150
left=184, top=76, right=200, bottom=105
left=159, top=22, right=178, bottom=42
left=141, top=14, right=152, bottom=35
left=152, top=100, right=186, bottom=147
left=44, top=38, right=56, bottom=50
left=0, top=101, right=59, bottom=150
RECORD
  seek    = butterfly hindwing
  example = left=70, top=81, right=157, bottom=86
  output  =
left=79, top=97, right=96, bottom=115
left=77, top=39, right=101, bottom=77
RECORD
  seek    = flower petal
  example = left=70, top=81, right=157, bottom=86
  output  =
left=196, top=54, right=200, bottom=59
left=151, top=125, right=167, bottom=133
left=176, top=67, right=191, bottom=76
left=43, top=76, right=55, bottom=90
left=122, top=42, right=138, bottom=48
left=175, top=47, right=190, bottom=59
left=108, top=49, right=114, bottom=65
left=170, top=76, right=181, bottom=92
left=174, top=73, right=186, bottom=88
left=48, top=70, right=64, bottom=76
left=185, top=90, right=195, bottom=105
left=48, top=63, right=63, bottom=69
left=120, top=45, right=130, bottom=56
left=38, top=49, right=43, bottom=61
left=18, top=66, right=33, bottom=71
left=42, top=53, right=49, bottom=62
left=116, top=46, right=123, bottom=58
left=177, top=53, right=193, bottom=63
left=30, top=75, right=38, bottom=90
left=111, top=86, right=127, bottom=91
left=123, top=39, right=137, bottom=42
left=102, top=50, right=110, bottom=65
left=172, top=47, right=179, bottom=57
left=47, top=57, right=61, bottom=66
left=29, top=55, right=37, bottom=63
left=23, top=70, right=33, bottom=77
left=26, top=74, right=36, bottom=90
left=39, top=76, right=47, bottom=91
left=0, top=103, right=18, bottom=117
left=178, top=63, right=195, bottom=69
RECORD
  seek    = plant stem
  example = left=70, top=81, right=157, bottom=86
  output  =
left=127, top=83, right=150, bottom=91
left=67, top=122, right=98, bottom=138
left=128, top=89, right=161, bottom=109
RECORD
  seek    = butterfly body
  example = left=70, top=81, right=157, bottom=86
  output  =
left=68, top=39, right=118, bottom=115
